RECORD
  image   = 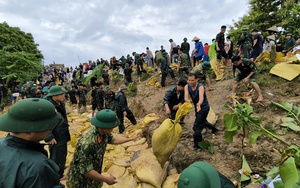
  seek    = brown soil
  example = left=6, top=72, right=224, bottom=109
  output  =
left=127, top=68, right=300, bottom=181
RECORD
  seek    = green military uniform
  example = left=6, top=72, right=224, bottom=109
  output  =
left=285, top=35, right=296, bottom=50
left=105, top=87, right=116, bottom=111
left=155, top=51, right=163, bottom=68
left=181, top=38, right=190, bottom=59
left=76, top=88, right=87, bottom=109
left=238, top=25, right=252, bottom=58
left=0, top=98, right=64, bottom=188
left=233, top=58, right=257, bottom=82
left=91, top=87, right=105, bottom=111
left=178, top=53, right=190, bottom=79
left=124, top=64, right=133, bottom=85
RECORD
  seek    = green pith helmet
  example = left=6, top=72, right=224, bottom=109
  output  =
left=46, top=85, right=68, bottom=97
left=162, top=51, right=168, bottom=57
left=202, top=61, right=211, bottom=70
left=241, top=25, right=249, bottom=31
left=105, top=85, right=111, bottom=91
left=178, top=162, right=221, bottom=188
left=183, top=37, right=188, bottom=42
left=90, top=109, right=120, bottom=129
left=120, top=85, right=127, bottom=90
left=0, top=98, right=62, bottom=133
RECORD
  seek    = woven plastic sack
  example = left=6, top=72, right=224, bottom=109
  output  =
left=152, top=103, right=193, bottom=167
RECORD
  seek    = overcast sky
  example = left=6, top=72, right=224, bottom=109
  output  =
left=0, top=0, right=249, bottom=67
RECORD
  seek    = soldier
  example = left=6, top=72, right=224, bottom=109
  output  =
left=177, top=48, right=191, bottom=79
left=91, top=82, right=106, bottom=117
left=105, top=85, right=116, bottom=111
left=116, top=85, right=137, bottom=133
left=0, top=98, right=64, bottom=187
left=285, top=33, right=296, bottom=50
left=45, top=85, right=70, bottom=180
left=228, top=56, right=263, bottom=102
left=191, top=62, right=214, bottom=91
left=67, top=109, right=140, bottom=187
left=76, top=83, right=87, bottom=115
left=161, top=51, right=176, bottom=87
left=163, top=79, right=187, bottom=121
left=238, top=25, right=253, bottom=58
left=181, top=37, right=190, bottom=60
left=102, top=70, right=110, bottom=86
left=124, top=63, right=133, bottom=85
left=27, top=87, right=42, bottom=98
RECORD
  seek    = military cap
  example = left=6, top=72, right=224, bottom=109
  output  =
left=202, top=61, right=211, bottom=70
left=178, top=162, right=221, bottom=188
left=46, top=85, right=68, bottom=97
left=120, top=85, right=127, bottom=90
left=183, top=37, right=187, bottom=41
left=286, top=33, right=292, bottom=36
left=91, top=109, right=120, bottom=129
left=241, top=25, right=249, bottom=31
left=30, top=87, right=39, bottom=94
left=105, top=85, right=111, bottom=90
left=0, top=98, right=62, bottom=133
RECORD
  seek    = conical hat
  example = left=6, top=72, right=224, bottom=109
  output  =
left=266, top=26, right=279, bottom=33
left=267, top=35, right=276, bottom=41
left=192, top=36, right=200, bottom=41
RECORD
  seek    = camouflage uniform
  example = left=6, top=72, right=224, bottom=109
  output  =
left=105, top=91, right=116, bottom=111
left=76, top=89, right=86, bottom=109
left=238, top=26, right=253, bottom=58
left=67, top=127, right=115, bottom=188
left=91, top=87, right=105, bottom=111
left=178, top=53, right=190, bottom=79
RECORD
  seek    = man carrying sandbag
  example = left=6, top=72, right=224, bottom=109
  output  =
left=184, top=73, right=218, bottom=150
left=67, top=109, right=139, bottom=188
left=163, top=79, right=187, bottom=122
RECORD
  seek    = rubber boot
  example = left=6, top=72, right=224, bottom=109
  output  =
left=205, top=122, right=218, bottom=134
left=192, top=135, right=203, bottom=150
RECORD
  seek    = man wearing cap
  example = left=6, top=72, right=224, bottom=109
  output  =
left=124, top=63, right=133, bottom=85
left=285, top=33, right=296, bottom=50
left=45, top=85, right=71, bottom=180
left=67, top=109, right=139, bottom=187
left=191, top=62, right=214, bottom=91
left=137, top=53, right=145, bottom=83
left=215, top=25, right=227, bottom=69
left=0, top=99, right=64, bottom=187
left=76, top=83, right=87, bottom=114
left=191, top=36, right=204, bottom=67
left=177, top=48, right=190, bottom=79
left=116, top=85, right=137, bottom=133
left=238, top=25, right=252, bottom=58
left=105, top=85, right=116, bottom=111
left=91, top=82, right=106, bottom=117
left=181, top=37, right=190, bottom=60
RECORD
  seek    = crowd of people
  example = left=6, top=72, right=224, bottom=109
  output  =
left=0, top=24, right=299, bottom=187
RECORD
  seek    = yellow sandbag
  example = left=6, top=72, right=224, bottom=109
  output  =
left=131, top=149, right=156, bottom=170
left=106, top=165, right=126, bottom=179
left=127, top=142, right=148, bottom=153
left=148, top=78, right=157, bottom=86
left=121, top=137, right=146, bottom=148
left=136, top=161, right=167, bottom=188
left=155, top=82, right=161, bottom=88
left=112, top=173, right=137, bottom=188
left=102, top=160, right=114, bottom=172
left=275, top=52, right=285, bottom=63
left=207, top=108, right=218, bottom=125
left=270, top=63, right=300, bottom=81
left=69, top=134, right=77, bottom=147
left=73, top=118, right=87, bottom=124
left=113, top=156, right=131, bottom=167
left=152, top=103, right=193, bottom=167
left=170, top=63, right=178, bottom=70
left=142, top=113, right=160, bottom=125
left=162, top=174, right=180, bottom=188
left=141, top=183, right=156, bottom=188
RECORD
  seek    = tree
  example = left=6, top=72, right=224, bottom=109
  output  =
left=0, top=22, right=43, bottom=85
left=228, top=0, right=300, bottom=44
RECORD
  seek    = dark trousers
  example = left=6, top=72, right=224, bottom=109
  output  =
left=179, top=67, right=189, bottom=79
left=49, top=143, right=68, bottom=178
left=116, top=108, right=137, bottom=133
left=193, top=109, right=216, bottom=148
left=161, top=69, right=175, bottom=87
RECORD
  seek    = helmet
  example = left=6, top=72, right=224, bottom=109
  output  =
left=91, top=109, right=120, bottom=129
left=0, top=98, right=62, bottom=133
left=241, top=25, right=249, bottom=31
left=178, top=162, right=221, bottom=188
left=46, top=85, right=68, bottom=97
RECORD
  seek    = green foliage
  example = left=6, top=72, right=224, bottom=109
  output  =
left=198, top=141, right=214, bottom=154
left=279, top=157, right=299, bottom=188
left=228, top=0, right=300, bottom=44
left=271, top=101, right=300, bottom=132
left=82, top=64, right=104, bottom=85
left=0, top=22, right=43, bottom=84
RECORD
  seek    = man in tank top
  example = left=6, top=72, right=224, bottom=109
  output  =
left=184, top=73, right=218, bottom=150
